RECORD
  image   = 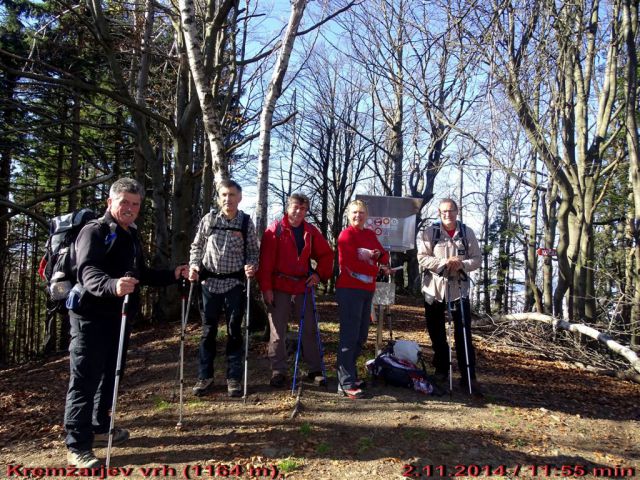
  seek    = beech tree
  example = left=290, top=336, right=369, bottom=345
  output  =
left=621, top=0, right=640, bottom=345
left=465, top=0, right=624, bottom=321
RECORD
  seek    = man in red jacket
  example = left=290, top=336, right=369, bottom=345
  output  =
left=257, top=193, right=334, bottom=387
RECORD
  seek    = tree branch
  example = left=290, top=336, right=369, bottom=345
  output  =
left=0, top=173, right=114, bottom=227
left=226, top=111, right=298, bottom=155
left=0, top=54, right=175, bottom=132
left=237, top=1, right=360, bottom=67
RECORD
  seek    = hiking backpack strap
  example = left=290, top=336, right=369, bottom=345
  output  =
left=430, top=222, right=441, bottom=247
left=70, top=217, right=117, bottom=284
left=273, top=219, right=283, bottom=272
left=100, top=217, right=118, bottom=254
left=201, top=211, right=250, bottom=272
left=431, top=220, right=468, bottom=258
left=457, top=220, right=469, bottom=258
left=240, top=212, right=249, bottom=264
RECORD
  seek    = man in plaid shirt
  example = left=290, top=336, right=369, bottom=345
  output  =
left=188, top=179, right=259, bottom=397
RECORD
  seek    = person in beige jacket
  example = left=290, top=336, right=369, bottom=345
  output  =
left=416, top=198, right=483, bottom=396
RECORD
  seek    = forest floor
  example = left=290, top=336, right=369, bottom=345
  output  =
left=1, top=295, right=639, bottom=479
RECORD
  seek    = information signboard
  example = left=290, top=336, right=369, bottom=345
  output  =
left=355, top=195, right=423, bottom=252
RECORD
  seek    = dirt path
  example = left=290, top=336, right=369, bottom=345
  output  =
left=1, top=296, right=639, bottom=479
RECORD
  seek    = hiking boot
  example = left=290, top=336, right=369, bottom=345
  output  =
left=354, top=379, right=366, bottom=389
left=227, top=378, right=242, bottom=398
left=192, top=377, right=214, bottom=396
left=269, top=373, right=286, bottom=388
left=93, top=427, right=130, bottom=447
left=460, top=378, right=484, bottom=398
left=67, top=450, right=101, bottom=468
left=338, top=386, right=365, bottom=399
left=306, top=371, right=326, bottom=386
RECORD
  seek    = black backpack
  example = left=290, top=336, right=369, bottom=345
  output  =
left=367, top=342, right=444, bottom=396
left=39, top=209, right=115, bottom=310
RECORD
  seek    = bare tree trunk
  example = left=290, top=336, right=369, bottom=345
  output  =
left=391, top=108, right=404, bottom=197
left=202, top=124, right=214, bottom=214
left=255, top=0, right=308, bottom=237
left=526, top=155, right=543, bottom=312
left=132, top=0, right=171, bottom=273
left=554, top=196, right=574, bottom=318
left=172, top=35, right=200, bottom=264
left=623, top=0, right=640, bottom=346
left=482, top=169, right=492, bottom=314
left=28, top=220, right=38, bottom=356
left=458, top=158, right=464, bottom=221
left=541, top=184, right=557, bottom=315
left=69, top=94, right=81, bottom=212
left=0, top=66, right=17, bottom=362
left=177, top=0, right=234, bottom=184
left=495, top=178, right=511, bottom=314
left=622, top=215, right=634, bottom=332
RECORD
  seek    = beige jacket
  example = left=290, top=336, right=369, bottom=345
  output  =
left=416, top=221, right=482, bottom=302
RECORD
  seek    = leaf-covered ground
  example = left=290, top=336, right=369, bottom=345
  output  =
left=1, top=296, right=639, bottom=479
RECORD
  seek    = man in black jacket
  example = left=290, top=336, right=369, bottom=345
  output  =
left=63, top=178, right=188, bottom=467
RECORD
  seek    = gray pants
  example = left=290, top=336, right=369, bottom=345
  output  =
left=268, top=290, right=321, bottom=375
left=336, top=287, right=373, bottom=389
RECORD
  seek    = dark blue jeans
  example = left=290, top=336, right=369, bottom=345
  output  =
left=199, top=284, right=245, bottom=381
left=64, top=311, right=130, bottom=452
left=336, top=287, right=373, bottom=389
left=424, top=298, right=476, bottom=380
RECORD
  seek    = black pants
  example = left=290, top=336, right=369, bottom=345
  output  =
left=424, top=298, right=476, bottom=381
left=198, top=284, right=245, bottom=381
left=64, top=311, right=130, bottom=452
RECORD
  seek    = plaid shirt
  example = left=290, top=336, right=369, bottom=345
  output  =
left=189, top=210, right=259, bottom=294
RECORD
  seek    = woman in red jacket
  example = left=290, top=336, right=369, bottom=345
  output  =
left=336, top=200, right=390, bottom=399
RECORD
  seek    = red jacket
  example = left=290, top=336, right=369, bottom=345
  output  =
left=336, top=225, right=389, bottom=291
left=257, top=216, right=334, bottom=295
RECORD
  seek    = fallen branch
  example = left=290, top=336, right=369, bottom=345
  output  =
left=504, top=313, right=640, bottom=375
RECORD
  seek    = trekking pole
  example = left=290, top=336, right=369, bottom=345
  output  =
left=310, top=287, right=327, bottom=388
left=176, top=279, right=195, bottom=430
left=177, top=278, right=187, bottom=428
left=242, top=277, right=251, bottom=403
left=387, top=272, right=393, bottom=342
left=106, top=273, right=134, bottom=469
left=444, top=273, right=454, bottom=398
left=291, top=287, right=309, bottom=395
left=458, top=273, right=473, bottom=395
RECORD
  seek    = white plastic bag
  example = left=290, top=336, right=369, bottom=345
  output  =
left=393, top=340, right=420, bottom=365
